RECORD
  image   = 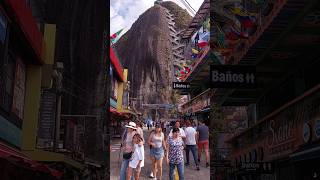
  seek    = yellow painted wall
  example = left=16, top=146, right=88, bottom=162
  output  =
left=117, top=69, right=128, bottom=111
left=22, top=65, right=42, bottom=151
left=44, top=24, right=56, bottom=65
left=42, top=24, right=56, bottom=88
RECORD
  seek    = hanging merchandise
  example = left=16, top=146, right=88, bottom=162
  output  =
left=242, top=19, right=254, bottom=28
left=198, top=30, right=210, bottom=48
left=203, top=18, right=210, bottom=31
left=227, top=39, right=240, bottom=47
left=216, top=48, right=232, bottom=56
left=192, top=48, right=199, bottom=54
left=184, top=66, right=191, bottom=74
left=198, top=40, right=208, bottom=48
left=240, top=31, right=249, bottom=39
left=226, top=30, right=239, bottom=41
left=249, top=0, right=266, bottom=7
left=230, top=26, right=249, bottom=39
left=191, top=54, right=198, bottom=59
left=216, top=25, right=226, bottom=48
left=231, top=7, right=257, bottom=17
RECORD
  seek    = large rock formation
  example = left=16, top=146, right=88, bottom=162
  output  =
left=114, top=2, right=191, bottom=117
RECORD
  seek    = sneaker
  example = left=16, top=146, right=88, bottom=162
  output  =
left=185, top=162, right=190, bottom=166
left=149, top=172, right=154, bottom=178
left=206, top=163, right=209, bottom=167
left=196, top=166, right=200, bottom=171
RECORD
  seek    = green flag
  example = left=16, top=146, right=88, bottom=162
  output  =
left=110, top=29, right=123, bottom=44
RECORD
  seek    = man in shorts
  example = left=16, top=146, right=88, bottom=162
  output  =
left=197, top=120, right=209, bottom=167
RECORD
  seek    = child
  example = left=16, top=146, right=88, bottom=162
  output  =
left=127, top=134, right=145, bottom=180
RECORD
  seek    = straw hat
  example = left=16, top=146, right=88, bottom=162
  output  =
left=125, top=121, right=137, bottom=130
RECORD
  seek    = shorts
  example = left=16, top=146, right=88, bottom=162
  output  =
left=198, top=140, right=209, bottom=152
left=150, top=147, right=164, bottom=160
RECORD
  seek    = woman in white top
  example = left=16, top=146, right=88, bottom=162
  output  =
left=127, top=134, right=144, bottom=180
left=148, top=124, right=166, bottom=180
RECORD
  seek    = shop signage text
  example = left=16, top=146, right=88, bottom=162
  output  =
left=210, top=65, right=256, bottom=88
left=268, top=119, right=295, bottom=155
left=212, top=160, right=231, bottom=167
left=239, top=162, right=274, bottom=174
left=172, top=82, right=190, bottom=89
left=268, top=119, right=294, bottom=146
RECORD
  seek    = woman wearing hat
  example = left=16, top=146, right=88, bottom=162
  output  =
left=120, top=121, right=138, bottom=180
left=148, top=123, right=166, bottom=180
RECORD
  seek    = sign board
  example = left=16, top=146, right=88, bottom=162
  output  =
left=210, top=65, right=256, bottom=88
left=315, top=119, right=320, bottom=139
left=239, top=162, right=274, bottom=174
left=212, top=160, right=231, bottom=167
left=172, top=82, right=191, bottom=90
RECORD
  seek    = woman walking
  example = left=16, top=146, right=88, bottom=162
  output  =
left=127, top=134, right=145, bottom=180
left=148, top=124, right=166, bottom=180
left=120, top=121, right=138, bottom=180
left=166, top=127, right=185, bottom=180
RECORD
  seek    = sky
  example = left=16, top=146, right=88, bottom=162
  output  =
left=110, top=0, right=204, bottom=37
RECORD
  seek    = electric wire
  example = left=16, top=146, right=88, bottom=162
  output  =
left=178, top=0, right=196, bottom=16
left=184, top=0, right=197, bottom=14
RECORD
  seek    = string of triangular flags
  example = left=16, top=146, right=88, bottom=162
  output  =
left=175, top=2, right=261, bottom=80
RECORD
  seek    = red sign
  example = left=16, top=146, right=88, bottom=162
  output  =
left=4, top=0, right=44, bottom=63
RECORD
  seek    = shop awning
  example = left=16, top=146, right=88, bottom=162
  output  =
left=0, top=142, right=63, bottom=178
left=110, top=107, right=118, bottom=113
left=119, top=109, right=138, bottom=117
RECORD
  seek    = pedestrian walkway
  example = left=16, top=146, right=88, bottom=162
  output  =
left=110, top=127, right=210, bottom=179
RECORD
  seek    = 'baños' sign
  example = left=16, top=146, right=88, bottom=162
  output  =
left=210, top=65, right=256, bottom=88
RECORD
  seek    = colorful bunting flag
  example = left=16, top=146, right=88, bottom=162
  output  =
left=231, top=7, right=257, bottom=17
left=242, top=19, right=254, bottom=28
left=198, top=41, right=208, bottom=48
left=192, top=48, right=199, bottom=54
left=203, top=18, right=210, bottom=31
left=110, top=29, right=124, bottom=44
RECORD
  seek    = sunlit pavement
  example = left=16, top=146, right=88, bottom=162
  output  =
left=110, top=127, right=210, bottom=180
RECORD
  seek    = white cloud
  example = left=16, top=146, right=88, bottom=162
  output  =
left=110, top=0, right=204, bottom=37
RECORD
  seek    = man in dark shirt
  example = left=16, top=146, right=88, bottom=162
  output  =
left=196, top=120, right=209, bottom=167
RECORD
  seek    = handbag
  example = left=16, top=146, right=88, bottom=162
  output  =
left=123, top=152, right=133, bottom=159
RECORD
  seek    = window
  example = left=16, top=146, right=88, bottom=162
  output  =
left=0, top=52, right=15, bottom=112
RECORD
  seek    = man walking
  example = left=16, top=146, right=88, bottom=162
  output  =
left=169, top=121, right=186, bottom=139
left=184, top=120, right=200, bottom=170
left=197, top=120, right=209, bottom=167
